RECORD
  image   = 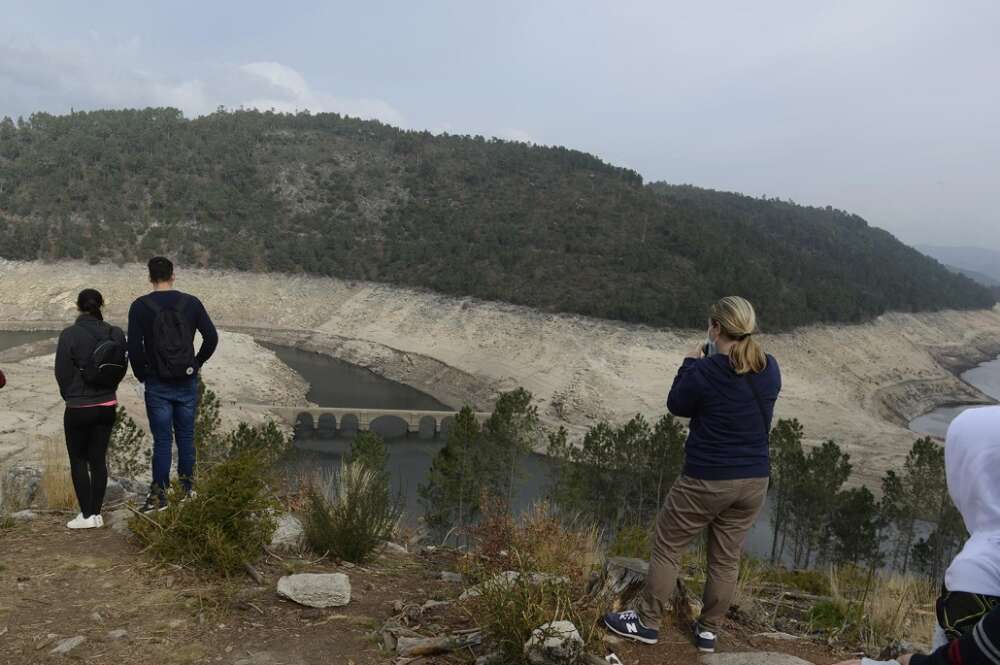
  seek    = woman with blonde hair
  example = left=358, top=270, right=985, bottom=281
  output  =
left=604, top=296, right=781, bottom=653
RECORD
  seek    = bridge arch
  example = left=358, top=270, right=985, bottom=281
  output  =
left=293, top=413, right=315, bottom=439
left=439, top=416, right=455, bottom=441
left=370, top=415, right=409, bottom=440
left=418, top=416, right=437, bottom=440
left=317, top=413, right=337, bottom=439
left=339, top=414, right=359, bottom=436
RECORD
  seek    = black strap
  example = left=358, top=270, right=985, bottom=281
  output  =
left=143, top=293, right=190, bottom=314
left=745, top=373, right=771, bottom=440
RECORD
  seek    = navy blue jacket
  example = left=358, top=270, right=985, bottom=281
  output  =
left=667, top=353, right=781, bottom=480
left=127, top=290, right=218, bottom=383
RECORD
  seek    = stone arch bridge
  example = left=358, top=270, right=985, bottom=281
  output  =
left=269, top=407, right=492, bottom=441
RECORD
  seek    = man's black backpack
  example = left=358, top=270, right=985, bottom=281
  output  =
left=144, top=294, right=197, bottom=380
left=79, top=324, right=128, bottom=389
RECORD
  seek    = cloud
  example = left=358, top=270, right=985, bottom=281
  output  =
left=0, top=36, right=404, bottom=125
left=238, top=61, right=404, bottom=125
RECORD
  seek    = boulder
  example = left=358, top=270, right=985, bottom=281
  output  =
left=276, top=573, right=351, bottom=608
left=523, top=621, right=584, bottom=665
left=439, top=571, right=463, bottom=583
left=106, top=508, right=133, bottom=536
left=1, top=465, right=41, bottom=509
left=11, top=509, right=36, bottom=521
left=270, top=514, right=305, bottom=552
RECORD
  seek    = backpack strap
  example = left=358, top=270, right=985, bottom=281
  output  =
left=144, top=293, right=191, bottom=313
left=745, top=372, right=771, bottom=440
left=143, top=294, right=163, bottom=314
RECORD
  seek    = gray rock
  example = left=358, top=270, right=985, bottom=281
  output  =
left=50, top=636, right=86, bottom=655
left=107, top=629, right=128, bottom=640
left=270, top=514, right=305, bottom=552
left=106, top=508, right=133, bottom=536
left=701, top=654, right=816, bottom=665
left=11, top=509, right=36, bottom=521
left=1, top=465, right=41, bottom=510
left=382, top=541, right=409, bottom=555
left=276, top=573, right=351, bottom=608
left=439, top=571, right=463, bottom=583
left=523, top=621, right=583, bottom=665
left=459, top=571, right=568, bottom=600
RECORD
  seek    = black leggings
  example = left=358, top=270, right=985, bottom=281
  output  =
left=63, top=406, right=117, bottom=517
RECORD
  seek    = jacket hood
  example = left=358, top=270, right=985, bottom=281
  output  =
left=947, top=406, right=1000, bottom=535
left=944, top=405, right=1000, bottom=596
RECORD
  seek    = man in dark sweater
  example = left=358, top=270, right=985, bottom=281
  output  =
left=128, top=257, right=218, bottom=512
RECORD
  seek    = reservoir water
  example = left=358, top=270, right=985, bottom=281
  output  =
left=908, top=356, right=1000, bottom=438
left=0, top=330, right=57, bottom=352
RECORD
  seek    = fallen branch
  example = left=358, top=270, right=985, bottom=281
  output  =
left=243, top=562, right=265, bottom=585
left=397, top=631, right=483, bottom=657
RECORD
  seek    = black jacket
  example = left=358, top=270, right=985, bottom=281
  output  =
left=911, top=603, right=1000, bottom=664
left=54, top=315, right=126, bottom=407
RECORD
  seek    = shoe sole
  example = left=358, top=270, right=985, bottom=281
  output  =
left=67, top=523, right=98, bottom=529
left=697, top=647, right=716, bottom=653
left=603, top=618, right=658, bottom=645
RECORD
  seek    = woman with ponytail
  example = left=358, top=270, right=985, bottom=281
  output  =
left=54, top=289, right=127, bottom=530
left=604, top=296, right=781, bottom=653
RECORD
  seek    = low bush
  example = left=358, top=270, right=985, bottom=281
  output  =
left=108, top=406, right=149, bottom=480
left=462, top=500, right=602, bottom=664
left=763, top=567, right=832, bottom=596
left=225, top=421, right=293, bottom=465
left=130, top=451, right=279, bottom=575
left=303, top=461, right=403, bottom=563
left=348, top=431, right=389, bottom=473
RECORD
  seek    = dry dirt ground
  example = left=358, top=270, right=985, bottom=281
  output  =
left=0, top=514, right=853, bottom=665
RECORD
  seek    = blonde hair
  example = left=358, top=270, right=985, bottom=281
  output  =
left=709, top=296, right=767, bottom=375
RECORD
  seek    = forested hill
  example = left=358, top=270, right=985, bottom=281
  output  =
left=0, top=108, right=993, bottom=329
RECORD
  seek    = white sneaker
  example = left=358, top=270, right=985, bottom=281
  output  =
left=66, top=514, right=99, bottom=529
left=94, top=515, right=104, bottom=528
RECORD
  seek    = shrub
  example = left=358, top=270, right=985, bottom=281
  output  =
left=469, top=554, right=597, bottom=665
left=225, top=421, right=293, bottom=465
left=348, top=431, right=388, bottom=473
left=303, top=462, right=403, bottom=563
left=463, top=501, right=602, bottom=665
left=130, top=451, right=279, bottom=575
left=40, top=435, right=77, bottom=510
left=108, top=406, right=149, bottom=480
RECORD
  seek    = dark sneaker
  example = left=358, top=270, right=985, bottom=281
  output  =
left=139, top=487, right=167, bottom=513
left=693, top=621, right=717, bottom=653
left=602, top=610, right=658, bottom=645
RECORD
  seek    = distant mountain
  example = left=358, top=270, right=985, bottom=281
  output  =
left=0, top=108, right=995, bottom=329
left=917, top=245, right=1000, bottom=286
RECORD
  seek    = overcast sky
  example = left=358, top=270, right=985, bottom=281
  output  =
left=2, top=1, right=998, bottom=250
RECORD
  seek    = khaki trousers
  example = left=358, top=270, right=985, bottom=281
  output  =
left=636, top=475, right=768, bottom=632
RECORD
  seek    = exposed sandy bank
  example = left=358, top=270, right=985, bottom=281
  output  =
left=2, top=260, right=999, bottom=484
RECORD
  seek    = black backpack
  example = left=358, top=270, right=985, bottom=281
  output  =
left=144, top=294, right=197, bottom=380
left=79, top=324, right=128, bottom=389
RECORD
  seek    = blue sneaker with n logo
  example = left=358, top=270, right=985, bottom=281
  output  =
left=693, top=621, right=717, bottom=653
left=602, top=609, right=658, bottom=644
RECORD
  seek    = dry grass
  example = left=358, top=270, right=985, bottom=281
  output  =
left=39, top=435, right=77, bottom=511
left=814, top=566, right=939, bottom=655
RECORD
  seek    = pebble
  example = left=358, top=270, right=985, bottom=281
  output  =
left=50, top=636, right=86, bottom=655
left=107, top=629, right=128, bottom=640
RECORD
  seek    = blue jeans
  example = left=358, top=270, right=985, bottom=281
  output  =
left=145, top=376, right=199, bottom=491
